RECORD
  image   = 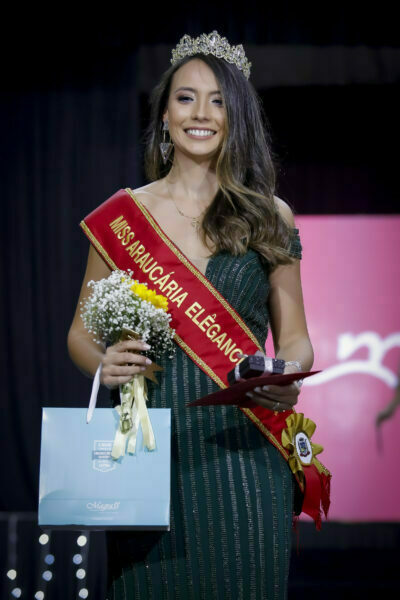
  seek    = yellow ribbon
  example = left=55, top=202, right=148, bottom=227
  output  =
left=281, top=413, right=324, bottom=484
left=111, top=374, right=156, bottom=460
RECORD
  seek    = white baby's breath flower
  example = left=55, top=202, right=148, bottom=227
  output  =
left=81, top=269, right=175, bottom=359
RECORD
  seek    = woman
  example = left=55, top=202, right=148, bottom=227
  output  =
left=68, top=31, right=314, bottom=600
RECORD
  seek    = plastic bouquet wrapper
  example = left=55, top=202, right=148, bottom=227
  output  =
left=81, top=269, right=175, bottom=460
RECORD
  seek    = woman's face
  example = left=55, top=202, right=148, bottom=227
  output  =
left=163, top=58, right=226, bottom=161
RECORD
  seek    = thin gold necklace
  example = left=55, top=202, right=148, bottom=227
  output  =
left=165, top=178, right=206, bottom=230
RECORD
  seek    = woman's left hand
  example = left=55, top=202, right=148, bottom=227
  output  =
left=245, top=382, right=300, bottom=412
left=245, top=361, right=302, bottom=412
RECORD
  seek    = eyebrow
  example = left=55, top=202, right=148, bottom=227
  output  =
left=173, top=86, right=222, bottom=94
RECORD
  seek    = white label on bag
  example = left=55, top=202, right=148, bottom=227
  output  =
left=92, top=440, right=116, bottom=472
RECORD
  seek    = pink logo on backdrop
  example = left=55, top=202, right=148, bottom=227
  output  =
left=266, top=216, right=400, bottom=522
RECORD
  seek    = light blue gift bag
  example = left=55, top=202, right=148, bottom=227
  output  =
left=38, top=407, right=171, bottom=530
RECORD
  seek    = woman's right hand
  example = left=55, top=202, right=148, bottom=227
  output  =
left=100, top=339, right=153, bottom=389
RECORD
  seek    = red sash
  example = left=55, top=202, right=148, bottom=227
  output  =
left=81, top=188, right=331, bottom=529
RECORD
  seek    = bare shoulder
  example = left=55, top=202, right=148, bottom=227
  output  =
left=273, top=195, right=295, bottom=227
left=130, top=180, right=166, bottom=209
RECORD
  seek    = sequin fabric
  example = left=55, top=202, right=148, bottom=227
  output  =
left=106, top=229, right=302, bottom=600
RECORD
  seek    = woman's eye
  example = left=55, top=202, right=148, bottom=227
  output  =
left=177, top=96, right=223, bottom=106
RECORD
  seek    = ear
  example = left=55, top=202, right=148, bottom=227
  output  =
left=162, top=108, right=169, bottom=123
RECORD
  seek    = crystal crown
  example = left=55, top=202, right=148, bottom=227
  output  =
left=171, top=30, right=252, bottom=80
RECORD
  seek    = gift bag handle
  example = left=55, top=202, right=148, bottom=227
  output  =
left=87, top=363, right=102, bottom=423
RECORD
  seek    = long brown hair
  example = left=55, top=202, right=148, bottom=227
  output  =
left=142, top=53, right=296, bottom=268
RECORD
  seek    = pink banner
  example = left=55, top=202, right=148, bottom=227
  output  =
left=266, top=216, right=400, bottom=522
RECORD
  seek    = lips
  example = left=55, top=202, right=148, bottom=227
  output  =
left=185, top=127, right=216, bottom=138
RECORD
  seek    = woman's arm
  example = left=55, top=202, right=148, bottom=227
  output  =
left=67, top=244, right=151, bottom=387
left=267, top=198, right=314, bottom=372
left=246, top=198, right=313, bottom=411
left=67, top=244, right=112, bottom=378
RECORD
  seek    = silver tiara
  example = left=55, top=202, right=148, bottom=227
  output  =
left=171, top=30, right=252, bottom=80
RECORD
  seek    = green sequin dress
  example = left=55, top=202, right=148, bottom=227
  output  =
left=106, top=229, right=302, bottom=600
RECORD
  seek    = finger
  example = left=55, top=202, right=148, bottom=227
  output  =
left=258, top=394, right=299, bottom=409
left=257, top=384, right=300, bottom=395
left=245, top=393, right=293, bottom=411
left=246, top=388, right=295, bottom=408
left=253, top=385, right=300, bottom=400
left=105, top=364, right=148, bottom=377
left=255, top=387, right=299, bottom=402
left=106, top=352, right=152, bottom=367
left=252, top=387, right=300, bottom=402
left=101, top=365, right=147, bottom=383
left=115, top=340, right=151, bottom=352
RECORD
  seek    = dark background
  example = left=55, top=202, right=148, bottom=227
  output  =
left=1, top=3, right=399, bottom=598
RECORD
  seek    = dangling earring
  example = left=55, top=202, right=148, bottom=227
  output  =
left=159, top=119, right=174, bottom=165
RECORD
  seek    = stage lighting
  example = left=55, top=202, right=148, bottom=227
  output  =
left=76, top=535, right=87, bottom=547
left=7, top=569, right=17, bottom=580
left=76, top=568, right=86, bottom=579
left=73, top=553, right=83, bottom=564
left=39, top=534, right=49, bottom=545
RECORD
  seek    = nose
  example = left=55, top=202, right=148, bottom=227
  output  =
left=191, top=95, right=211, bottom=121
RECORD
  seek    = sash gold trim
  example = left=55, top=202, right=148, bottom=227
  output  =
left=80, top=198, right=296, bottom=467
left=80, top=221, right=119, bottom=270
left=80, top=193, right=330, bottom=494
left=80, top=220, right=227, bottom=388
left=240, top=407, right=304, bottom=492
left=125, top=187, right=263, bottom=353
left=174, top=333, right=226, bottom=388
left=241, top=407, right=289, bottom=457
left=314, top=457, right=331, bottom=477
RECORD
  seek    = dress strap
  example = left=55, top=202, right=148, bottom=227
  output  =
left=289, top=227, right=302, bottom=260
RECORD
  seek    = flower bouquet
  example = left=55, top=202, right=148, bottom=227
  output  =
left=81, top=269, right=175, bottom=459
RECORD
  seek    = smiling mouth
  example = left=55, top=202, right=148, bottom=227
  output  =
left=185, top=129, right=217, bottom=137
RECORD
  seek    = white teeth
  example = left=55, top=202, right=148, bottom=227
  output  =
left=186, top=129, right=216, bottom=137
